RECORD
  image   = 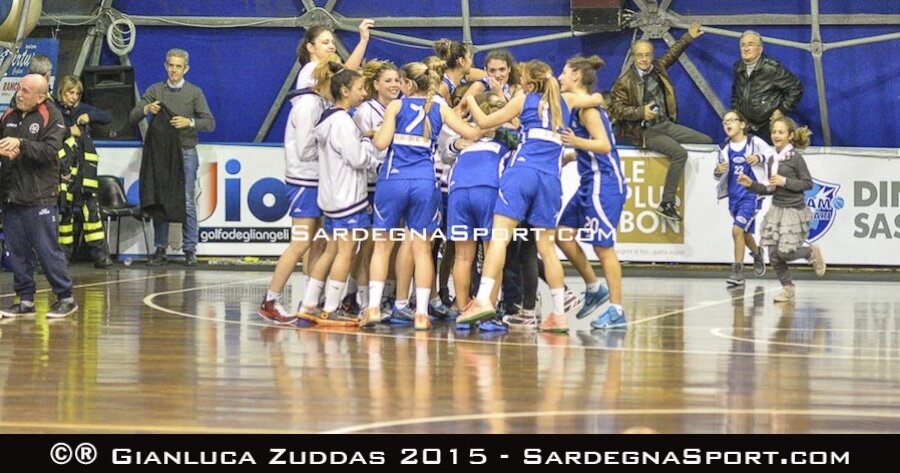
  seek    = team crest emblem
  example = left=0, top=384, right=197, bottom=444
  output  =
left=805, top=179, right=844, bottom=243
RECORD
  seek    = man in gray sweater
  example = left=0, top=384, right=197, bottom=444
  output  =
left=130, top=48, right=215, bottom=266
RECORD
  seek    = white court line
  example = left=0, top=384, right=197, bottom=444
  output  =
left=143, top=279, right=900, bottom=361
left=622, top=285, right=783, bottom=326
left=1, top=274, right=176, bottom=299
left=321, top=408, right=900, bottom=434
left=709, top=327, right=900, bottom=352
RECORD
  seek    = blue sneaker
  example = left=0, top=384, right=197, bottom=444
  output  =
left=455, top=322, right=473, bottom=331
left=388, top=304, right=415, bottom=325
left=575, top=285, right=610, bottom=319
left=477, top=318, right=508, bottom=332
left=590, top=305, right=627, bottom=329
left=430, top=301, right=458, bottom=320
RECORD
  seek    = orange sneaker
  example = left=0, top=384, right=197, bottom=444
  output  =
left=313, top=310, right=360, bottom=327
left=414, top=312, right=432, bottom=331
left=360, top=307, right=382, bottom=328
left=539, top=313, right=569, bottom=333
left=456, top=299, right=495, bottom=325
left=295, top=305, right=321, bottom=323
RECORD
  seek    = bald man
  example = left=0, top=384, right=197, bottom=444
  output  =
left=0, top=74, right=77, bottom=319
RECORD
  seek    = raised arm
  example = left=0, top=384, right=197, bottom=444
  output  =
left=344, top=19, right=374, bottom=72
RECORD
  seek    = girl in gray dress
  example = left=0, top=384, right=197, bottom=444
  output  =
left=738, top=117, right=826, bottom=302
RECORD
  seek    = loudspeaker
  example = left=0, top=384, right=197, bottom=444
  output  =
left=81, top=65, right=138, bottom=140
left=572, top=0, right=624, bottom=33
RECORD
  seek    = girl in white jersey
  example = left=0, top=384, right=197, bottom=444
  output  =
left=295, top=20, right=375, bottom=90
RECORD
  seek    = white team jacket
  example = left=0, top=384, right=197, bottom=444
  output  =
left=284, top=89, right=327, bottom=187
left=314, top=107, right=379, bottom=218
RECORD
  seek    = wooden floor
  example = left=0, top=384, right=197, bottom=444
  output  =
left=0, top=265, right=898, bottom=434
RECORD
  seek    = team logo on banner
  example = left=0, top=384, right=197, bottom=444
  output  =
left=805, top=179, right=844, bottom=243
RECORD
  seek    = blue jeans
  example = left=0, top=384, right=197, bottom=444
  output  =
left=3, top=203, right=73, bottom=301
left=153, top=147, right=199, bottom=253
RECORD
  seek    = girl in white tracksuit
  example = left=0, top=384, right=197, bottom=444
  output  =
left=297, top=68, right=379, bottom=323
left=258, top=59, right=342, bottom=325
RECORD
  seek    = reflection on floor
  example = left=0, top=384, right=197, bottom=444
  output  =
left=0, top=267, right=897, bottom=433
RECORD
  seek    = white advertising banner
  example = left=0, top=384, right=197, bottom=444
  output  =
left=96, top=144, right=900, bottom=266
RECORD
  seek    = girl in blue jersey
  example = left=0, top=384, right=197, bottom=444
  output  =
left=258, top=59, right=342, bottom=325
left=433, top=39, right=486, bottom=106
left=295, top=68, right=377, bottom=326
left=459, top=60, right=603, bottom=332
left=463, top=49, right=520, bottom=103
left=714, top=110, right=772, bottom=287
left=555, top=56, right=628, bottom=329
left=344, top=60, right=401, bottom=316
left=360, top=62, right=483, bottom=330
left=446, top=97, right=515, bottom=313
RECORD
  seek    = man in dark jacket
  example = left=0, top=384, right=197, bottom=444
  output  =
left=610, top=23, right=712, bottom=222
left=0, top=74, right=77, bottom=319
left=129, top=48, right=215, bottom=266
left=731, top=30, right=803, bottom=142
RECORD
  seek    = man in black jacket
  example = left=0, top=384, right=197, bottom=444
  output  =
left=731, top=31, right=803, bottom=142
left=0, top=74, right=77, bottom=319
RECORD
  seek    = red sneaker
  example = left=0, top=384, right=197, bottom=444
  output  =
left=257, top=298, right=298, bottom=325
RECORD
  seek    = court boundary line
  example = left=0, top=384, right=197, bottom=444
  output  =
left=142, top=279, right=900, bottom=361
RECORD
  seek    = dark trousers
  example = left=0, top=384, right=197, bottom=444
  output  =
left=769, top=245, right=812, bottom=287
left=3, top=203, right=73, bottom=302
left=641, top=121, right=713, bottom=203
left=750, top=122, right=772, bottom=145
left=502, top=234, right=538, bottom=310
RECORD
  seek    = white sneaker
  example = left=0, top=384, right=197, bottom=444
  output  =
left=809, top=244, right=826, bottom=277
left=774, top=285, right=796, bottom=302
left=563, top=288, right=583, bottom=318
left=503, top=310, right=538, bottom=330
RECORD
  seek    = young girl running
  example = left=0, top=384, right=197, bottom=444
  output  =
left=360, top=62, right=483, bottom=330
left=297, top=68, right=378, bottom=325
left=459, top=60, right=602, bottom=332
left=257, top=59, right=341, bottom=325
left=555, top=55, right=628, bottom=329
left=715, top=110, right=772, bottom=287
left=738, top=117, right=826, bottom=302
